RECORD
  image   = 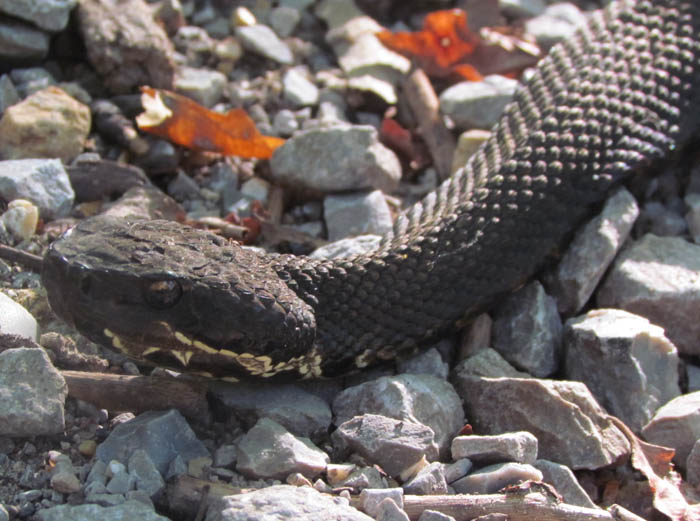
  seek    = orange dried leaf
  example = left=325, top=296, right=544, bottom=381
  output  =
left=136, top=87, right=285, bottom=159
left=377, top=9, right=483, bottom=80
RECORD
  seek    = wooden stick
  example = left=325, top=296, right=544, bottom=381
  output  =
left=61, top=370, right=211, bottom=424
left=166, top=475, right=630, bottom=521
left=403, top=68, right=456, bottom=181
left=0, top=243, right=43, bottom=272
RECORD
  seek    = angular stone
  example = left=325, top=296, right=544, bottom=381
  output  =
left=0, top=18, right=49, bottom=60
left=77, top=0, right=175, bottom=94
left=236, top=24, right=293, bottom=64
left=453, top=347, right=530, bottom=379
left=206, top=485, right=373, bottom=521
left=324, top=190, right=393, bottom=241
left=439, top=75, right=518, bottom=129
left=208, top=380, right=332, bottom=439
left=271, top=125, right=401, bottom=192
left=545, top=188, right=638, bottom=315
left=687, top=439, right=700, bottom=487
left=597, top=234, right=700, bottom=355
left=283, top=66, right=319, bottom=107
left=642, top=391, right=700, bottom=468
left=95, top=409, right=209, bottom=475
left=376, top=498, right=410, bottom=521
left=451, top=462, right=543, bottom=494
left=332, top=374, right=464, bottom=456
left=564, top=309, right=680, bottom=431
left=451, top=432, right=538, bottom=465
left=236, top=418, right=328, bottom=480
left=402, top=462, right=448, bottom=495
left=174, top=66, right=227, bottom=107
left=37, top=501, right=169, bottom=521
left=0, top=292, right=37, bottom=340
left=0, top=86, right=90, bottom=163
left=360, top=488, right=404, bottom=517
left=492, top=281, right=562, bottom=377
left=533, top=459, right=596, bottom=508
left=0, top=348, right=66, bottom=436
left=0, top=0, right=77, bottom=32
left=332, top=414, right=438, bottom=477
left=0, top=159, right=74, bottom=218
left=310, top=234, right=381, bottom=259
left=453, top=376, right=630, bottom=469
left=128, top=450, right=165, bottom=498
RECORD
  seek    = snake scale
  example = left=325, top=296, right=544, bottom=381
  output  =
left=42, top=0, right=700, bottom=380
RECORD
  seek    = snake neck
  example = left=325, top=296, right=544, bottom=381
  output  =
left=273, top=0, right=700, bottom=376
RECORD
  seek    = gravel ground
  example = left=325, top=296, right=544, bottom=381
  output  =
left=1, top=1, right=699, bottom=520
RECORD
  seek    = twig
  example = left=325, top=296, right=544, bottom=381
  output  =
left=0, top=243, right=44, bottom=272
left=61, top=370, right=211, bottom=424
left=403, top=68, right=456, bottom=180
left=165, top=475, right=633, bottom=521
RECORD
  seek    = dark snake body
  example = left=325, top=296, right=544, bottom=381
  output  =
left=43, top=0, right=700, bottom=379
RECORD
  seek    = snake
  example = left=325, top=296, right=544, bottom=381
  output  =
left=42, top=0, right=700, bottom=380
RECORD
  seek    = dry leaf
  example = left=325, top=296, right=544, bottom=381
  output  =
left=136, top=87, right=285, bottom=159
left=377, top=9, right=483, bottom=81
left=609, top=416, right=700, bottom=521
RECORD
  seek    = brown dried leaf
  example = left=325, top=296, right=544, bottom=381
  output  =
left=136, top=87, right=285, bottom=159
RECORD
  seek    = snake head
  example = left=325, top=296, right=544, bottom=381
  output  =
left=42, top=215, right=321, bottom=380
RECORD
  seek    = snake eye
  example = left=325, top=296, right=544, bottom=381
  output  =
left=144, top=279, right=182, bottom=309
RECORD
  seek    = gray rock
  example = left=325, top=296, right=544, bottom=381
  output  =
left=452, top=462, right=543, bottom=494
left=206, top=485, right=373, bottom=521
left=283, top=66, right=319, bottom=107
left=685, top=193, right=700, bottom=244
left=213, top=444, right=237, bottom=468
left=105, top=469, right=133, bottom=494
left=83, top=493, right=126, bottom=507
left=360, top=488, right=404, bottom=517
left=0, top=292, right=37, bottom=340
left=500, top=0, right=546, bottom=18
left=310, top=234, right=381, bottom=259
left=545, top=188, right=639, bottom=315
left=525, top=2, right=586, bottom=50
left=49, top=452, right=81, bottom=494
left=444, top=458, right=472, bottom=484
left=270, top=125, right=401, bottom=192
left=687, top=439, right=700, bottom=487
left=451, top=432, right=538, bottom=465
left=273, top=109, right=299, bottom=136
left=209, top=380, right=332, bottom=439
left=688, top=364, right=700, bottom=393
left=125, top=489, right=155, bottom=509
left=324, top=190, right=393, bottom=241
left=76, top=0, right=175, bottom=94
left=269, top=6, right=301, bottom=37
left=402, top=462, right=448, bottom=495
left=10, top=67, right=56, bottom=97
left=418, top=511, right=456, bottom=521
left=492, top=281, right=562, bottom=377
left=642, top=391, right=700, bottom=468
left=37, top=500, right=169, bottom=521
left=236, top=418, right=329, bottom=480
left=533, top=459, right=596, bottom=509
left=128, top=450, right=165, bottom=498
left=376, top=498, right=410, bottom=521
left=86, top=460, right=108, bottom=486
left=332, top=414, right=438, bottom=477
left=0, top=18, right=49, bottom=60
left=95, top=409, right=210, bottom=475
left=235, top=24, right=293, bottom=64
left=0, top=348, right=66, bottom=436
left=332, top=374, right=464, bottom=456
left=597, top=234, right=700, bottom=355
left=0, top=74, right=19, bottom=114
left=0, top=504, right=8, bottom=521
left=0, top=159, right=74, bottom=219
left=637, top=201, right=687, bottom=237
left=564, top=309, right=680, bottom=431
left=336, top=467, right=385, bottom=490
left=337, top=32, right=409, bottom=80
left=172, top=25, right=214, bottom=66
left=174, top=66, right=226, bottom=107
left=453, top=347, right=530, bottom=379
left=439, top=75, right=518, bottom=130
left=0, top=0, right=77, bottom=32
left=396, top=347, right=449, bottom=380
left=453, top=376, right=630, bottom=469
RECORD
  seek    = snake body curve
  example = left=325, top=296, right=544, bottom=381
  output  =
left=43, top=0, right=700, bottom=379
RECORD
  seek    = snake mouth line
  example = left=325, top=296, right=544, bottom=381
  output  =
left=101, top=326, right=324, bottom=380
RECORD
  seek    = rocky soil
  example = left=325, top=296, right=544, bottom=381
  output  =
left=0, top=0, right=699, bottom=520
